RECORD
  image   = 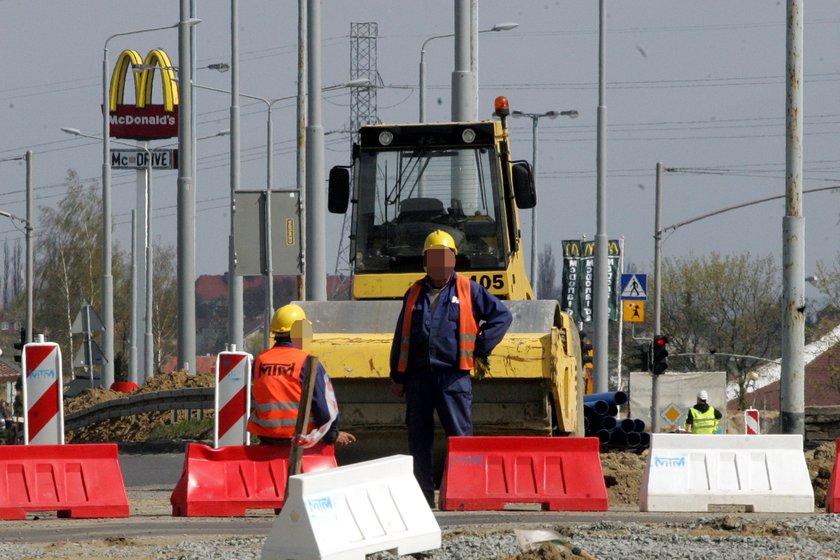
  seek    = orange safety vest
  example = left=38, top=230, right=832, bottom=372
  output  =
left=397, top=274, right=478, bottom=372
left=247, top=345, right=317, bottom=438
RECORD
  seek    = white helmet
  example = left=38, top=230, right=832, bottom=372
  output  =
left=697, top=390, right=708, bottom=401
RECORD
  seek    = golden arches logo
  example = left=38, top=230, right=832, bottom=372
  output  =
left=563, top=240, right=581, bottom=257
left=110, top=49, right=178, bottom=112
left=108, top=49, right=179, bottom=140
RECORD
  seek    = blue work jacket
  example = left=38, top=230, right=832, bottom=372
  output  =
left=389, top=273, right=512, bottom=383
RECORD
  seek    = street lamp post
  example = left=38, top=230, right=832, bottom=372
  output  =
left=418, top=22, right=517, bottom=122
left=0, top=153, right=33, bottom=344
left=102, top=19, right=198, bottom=388
left=511, top=109, right=578, bottom=297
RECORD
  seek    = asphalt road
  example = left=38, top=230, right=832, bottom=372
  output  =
left=118, top=452, right=185, bottom=487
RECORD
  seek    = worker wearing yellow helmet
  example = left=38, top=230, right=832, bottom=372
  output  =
left=248, top=303, right=355, bottom=448
left=389, top=229, right=512, bottom=508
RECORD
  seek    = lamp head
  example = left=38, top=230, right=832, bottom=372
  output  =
left=491, top=22, right=519, bottom=31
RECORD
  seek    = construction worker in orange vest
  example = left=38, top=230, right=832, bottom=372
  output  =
left=248, top=304, right=356, bottom=448
left=389, top=230, right=512, bottom=508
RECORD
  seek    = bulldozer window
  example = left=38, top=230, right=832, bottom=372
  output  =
left=353, top=146, right=509, bottom=273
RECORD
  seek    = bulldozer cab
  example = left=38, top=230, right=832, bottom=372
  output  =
left=329, top=120, right=536, bottom=300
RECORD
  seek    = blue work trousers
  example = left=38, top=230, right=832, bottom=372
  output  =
left=404, top=370, right=473, bottom=504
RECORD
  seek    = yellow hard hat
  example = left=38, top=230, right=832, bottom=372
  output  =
left=423, top=229, right=458, bottom=255
left=270, top=304, right=307, bottom=334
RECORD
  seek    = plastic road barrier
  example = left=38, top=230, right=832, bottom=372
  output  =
left=0, top=444, right=129, bottom=520
left=641, top=433, right=813, bottom=513
left=22, top=340, right=64, bottom=445
left=439, top=436, right=608, bottom=511
left=170, top=443, right=337, bottom=517
left=214, top=350, right=252, bottom=447
left=262, top=455, right=440, bottom=560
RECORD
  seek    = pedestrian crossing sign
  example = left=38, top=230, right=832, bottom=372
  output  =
left=620, top=273, right=647, bottom=300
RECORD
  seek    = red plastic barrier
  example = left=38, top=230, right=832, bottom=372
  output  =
left=0, top=444, right=129, bottom=520
left=827, top=439, right=840, bottom=513
left=439, top=436, right=608, bottom=512
left=110, top=382, right=139, bottom=393
left=170, top=443, right=338, bottom=516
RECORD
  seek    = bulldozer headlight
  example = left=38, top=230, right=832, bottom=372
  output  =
left=461, top=128, right=476, bottom=143
left=378, top=131, right=394, bottom=146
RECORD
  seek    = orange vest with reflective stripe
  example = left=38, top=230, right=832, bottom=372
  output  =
left=397, top=274, right=478, bottom=372
left=247, top=345, right=317, bottom=438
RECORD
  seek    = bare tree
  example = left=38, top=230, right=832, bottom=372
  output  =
left=151, top=244, right=177, bottom=374
left=34, top=171, right=111, bottom=375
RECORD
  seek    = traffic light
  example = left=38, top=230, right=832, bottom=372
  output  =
left=13, top=328, right=25, bottom=363
left=580, top=332, right=593, bottom=367
left=637, top=343, right=651, bottom=372
left=652, top=334, right=669, bottom=375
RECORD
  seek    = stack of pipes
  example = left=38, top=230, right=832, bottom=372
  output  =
left=583, top=391, right=650, bottom=450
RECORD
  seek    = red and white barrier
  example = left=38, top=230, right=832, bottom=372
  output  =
left=745, top=409, right=760, bottom=435
left=22, top=337, right=64, bottom=445
left=214, top=350, right=252, bottom=447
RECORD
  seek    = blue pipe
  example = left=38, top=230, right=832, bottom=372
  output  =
left=634, top=418, right=646, bottom=432
left=601, top=416, right=617, bottom=431
left=618, top=418, right=636, bottom=433
left=609, top=430, right=628, bottom=446
left=584, top=391, right=628, bottom=407
left=595, top=429, right=611, bottom=445
left=584, top=400, right=609, bottom=417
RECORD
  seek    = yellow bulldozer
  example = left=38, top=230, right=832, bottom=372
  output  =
left=296, top=97, right=585, bottom=458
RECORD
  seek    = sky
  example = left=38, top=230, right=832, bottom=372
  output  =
left=1, top=1, right=839, bottom=303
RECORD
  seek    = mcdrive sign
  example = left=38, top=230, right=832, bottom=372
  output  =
left=109, top=49, right=179, bottom=140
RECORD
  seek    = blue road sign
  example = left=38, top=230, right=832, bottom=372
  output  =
left=620, top=273, right=647, bottom=300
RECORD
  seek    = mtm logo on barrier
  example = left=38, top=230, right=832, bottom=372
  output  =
left=109, top=49, right=179, bottom=140
left=22, top=338, right=64, bottom=445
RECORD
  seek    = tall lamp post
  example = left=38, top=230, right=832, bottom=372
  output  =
left=0, top=151, right=33, bottom=345
left=419, top=21, right=517, bottom=122
left=511, top=109, right=578, bottom=297
left=102, top=19, right=199, bottom=388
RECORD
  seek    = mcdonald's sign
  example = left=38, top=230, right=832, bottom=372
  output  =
left=109, top=49, right=179, bottom=140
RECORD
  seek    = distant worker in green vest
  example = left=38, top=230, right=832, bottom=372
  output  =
left=684, top=390, right=722, bottom=434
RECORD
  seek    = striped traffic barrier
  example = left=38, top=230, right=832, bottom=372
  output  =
left=22, top=336, right=63, bottom=445
left=214, top=349, right=252, bottom=447
left=745, top=409, right=760, bottom=435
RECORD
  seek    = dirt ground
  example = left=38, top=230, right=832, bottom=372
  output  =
left=65, top=371, right=838, bottom=510
left=65, top=370, right=215, bottom=443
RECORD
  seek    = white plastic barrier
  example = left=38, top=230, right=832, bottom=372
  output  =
left=640, top=433, right=813, bottom=513
left=262, top=455, right=440, bottom=560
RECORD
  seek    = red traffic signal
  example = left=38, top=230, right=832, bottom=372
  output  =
left=652, top=335, right=669, bottom=375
